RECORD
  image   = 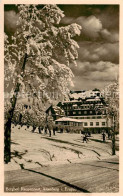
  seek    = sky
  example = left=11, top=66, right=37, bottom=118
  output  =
left=4, top=4, right=119, bottom=91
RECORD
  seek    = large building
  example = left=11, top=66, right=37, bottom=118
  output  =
left=46, top=90, right=112, bottom=133
left=57, top=97, right=112, bottom=132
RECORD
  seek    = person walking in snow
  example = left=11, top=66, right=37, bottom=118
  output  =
left=83, top=134, right=88, bottom=143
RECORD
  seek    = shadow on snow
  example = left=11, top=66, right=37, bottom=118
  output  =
left=24, top=168, right=90, bottom=193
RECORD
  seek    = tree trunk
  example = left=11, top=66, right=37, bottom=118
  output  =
left=53, top=128, right=55, bottom=135
left=38, top=127, right=41, bottom=134
left=4, top=116, right=12, bottom=163
left=49, top=129, right=51, bottom=137
left=32, top=126, right=36, bottom=133
left=112, top=115, right=116, bottom=155
left=4, top=53, right=27, bottom=163
left=112, top=131, right=116, bottom=155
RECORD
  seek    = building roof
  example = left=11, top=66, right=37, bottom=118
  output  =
left=86, top=98, right=100, bottom=102
left=55, top=117, right=82, bottom=123
left=63, top=100, right=82, bottom=103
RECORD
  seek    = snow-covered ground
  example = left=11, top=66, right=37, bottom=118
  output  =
left=5, top=124, right=119, bottom=171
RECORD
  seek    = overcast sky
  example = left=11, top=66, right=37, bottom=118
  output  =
left=4, top=4, right=119, bottom=91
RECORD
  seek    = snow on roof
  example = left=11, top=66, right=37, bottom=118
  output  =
left=86, top=99, right=100, bottom=102
left=69, top=93, right=86, bottom=100
left=55, top=117, right=82, bottom=123
left=63, top=100, right=81, bottom=103
left=95, top=97, right=101, bottom=100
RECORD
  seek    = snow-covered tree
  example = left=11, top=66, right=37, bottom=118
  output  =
left=102, top=80, right=119, bottom=155
left=103, top=81, right=119, bottom=129
left=4, top=4, right=82, bottom=163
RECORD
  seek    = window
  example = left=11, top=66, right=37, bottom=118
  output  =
left=87, top=117, right=90, bottom=119
left=78, top=111, right=81, bottom=115
left=84, top=122, right=88, bottom=126
left=84, top=111, right=87, bottom=114
left=73, top=111, right=76, bottom=115
left=92, top=116, right=95, bottom=119
left=102, top=122, right=106, bottom=126
left=90, top=122, right=93, bottom=126
left=90, top=111, right=93, bottom=114
left=64, top=122, right=68, bottom=125
left=96, top=122, right=99, bottom=126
